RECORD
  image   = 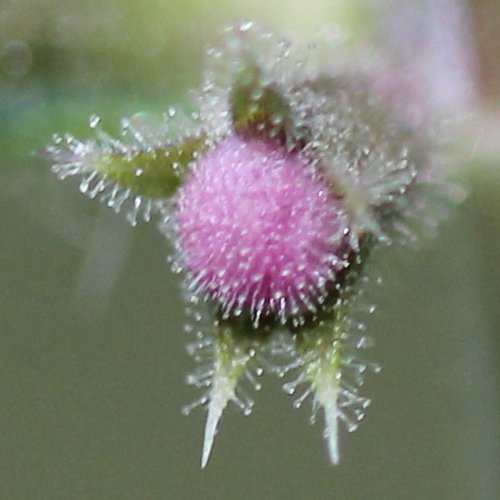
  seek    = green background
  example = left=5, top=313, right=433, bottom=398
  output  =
left=1, top=1, right=499, bottom=498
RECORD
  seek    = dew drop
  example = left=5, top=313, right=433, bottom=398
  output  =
left=51, top=133, right=62, bottom=144
left=239, top=21, right=253, bottom=32
left=271, top=113, right=283, bottom=125
left=89, top=114, right=101, bottom=129
left=347, top=422, right=358, bottom=433
left=120, top=118, right=130, bottom=133
left=250, top=88, right=264, bottom=101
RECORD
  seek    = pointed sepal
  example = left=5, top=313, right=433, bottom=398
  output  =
left=47, top=113, right=207, bottom=225
left=297, top=316, right=345, bottom=465
left=294, top=308, right=379, bottom=466
left=183, top=321, right=262, bottom=468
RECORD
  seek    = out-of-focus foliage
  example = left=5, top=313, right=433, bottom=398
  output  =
left=0, top=0, right=370, bottom=159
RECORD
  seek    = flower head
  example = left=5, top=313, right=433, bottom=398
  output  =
left=47, top=21, right=460, bottom=468
left=175, top=134, right=349, bottom=327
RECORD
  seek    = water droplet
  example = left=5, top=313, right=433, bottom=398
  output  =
left=347, top=422, right=358, bottom=433
left=250, top=88, right=264, bottom=101
left=89, top=114, right=101, bottom=129
left=51, top=133, right=62, bottom=144
left=239, top=21, right=253, bottom=32
left=120, top=118, right=130, bottom=134
left=271, top=113, right=283, bottom=125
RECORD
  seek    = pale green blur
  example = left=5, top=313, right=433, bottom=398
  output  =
left=1, top=1, right=499, bottom=499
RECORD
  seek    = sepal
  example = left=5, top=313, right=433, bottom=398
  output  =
left=183, top=320, right=263, bottom=468
left=229, top=62, right=292, bottom=139
left=48, top=112, right=206, bottom=225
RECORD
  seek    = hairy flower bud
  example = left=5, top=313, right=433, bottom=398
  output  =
left=175, top=134, right=349, bottom=327
left=47, top=20, right=461, bottom=469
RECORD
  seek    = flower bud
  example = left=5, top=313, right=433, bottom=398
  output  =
left=47, top=20, right=461, bottom=469
left=175, top=134, right=349, bottom=327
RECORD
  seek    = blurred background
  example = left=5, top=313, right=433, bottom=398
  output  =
left=1, top=0, right=499, bottom=498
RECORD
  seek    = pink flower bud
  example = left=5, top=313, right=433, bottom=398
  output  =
left=175, top=134, right=349, bottom=326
